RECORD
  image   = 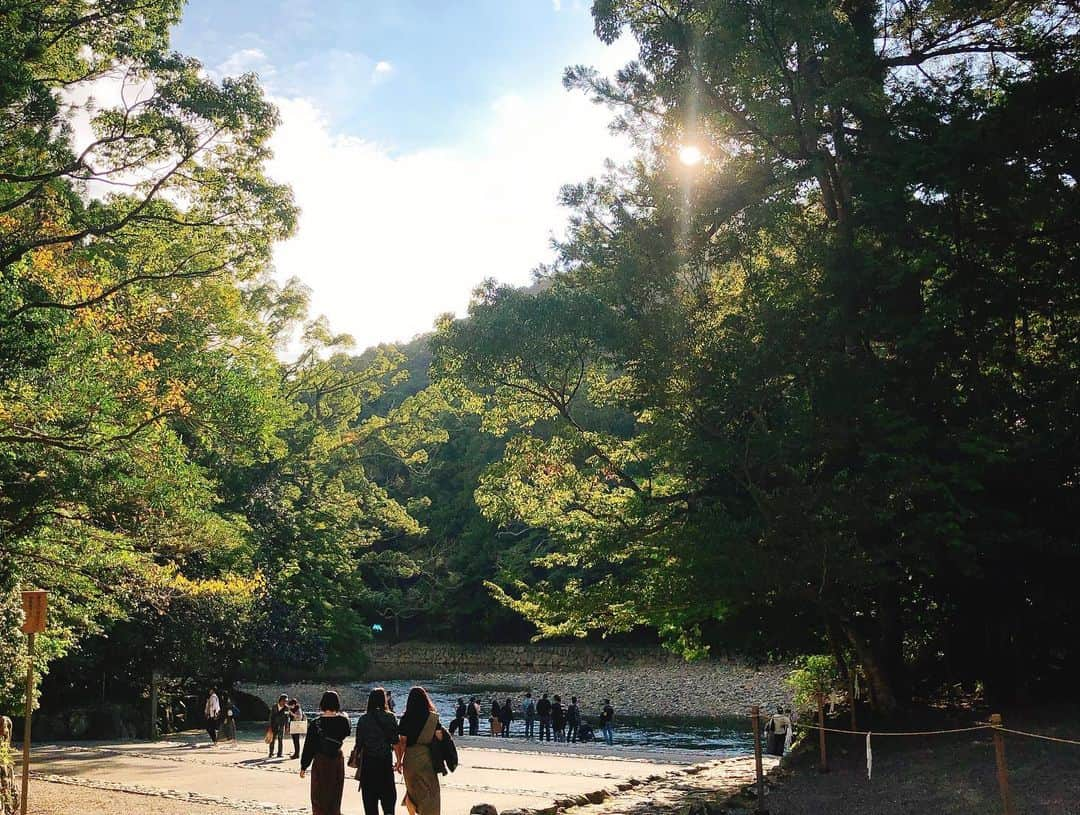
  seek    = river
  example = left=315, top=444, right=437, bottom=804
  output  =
left=314, top=676, right=754, bottom=757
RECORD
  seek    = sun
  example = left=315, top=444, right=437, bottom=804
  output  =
left=678, top=145, right=704, bottom=166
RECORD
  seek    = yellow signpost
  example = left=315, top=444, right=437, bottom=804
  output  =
left=20, top=590, right=47, bottom=815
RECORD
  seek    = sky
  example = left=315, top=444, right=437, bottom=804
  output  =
left=170, top=1, right=637, bottom=351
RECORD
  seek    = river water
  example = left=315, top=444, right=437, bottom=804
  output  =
left=331, top=677, right=754, bottom=757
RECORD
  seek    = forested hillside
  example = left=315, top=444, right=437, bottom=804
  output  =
left=2, top=0, right=1078, bottom=721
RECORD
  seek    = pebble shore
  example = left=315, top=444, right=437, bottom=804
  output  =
left=245, top=658, right=792, bottom=720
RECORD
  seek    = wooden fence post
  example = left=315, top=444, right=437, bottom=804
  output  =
left=750, top=706, right=767, bottom=814
left=817, top=692, right=829, bottom=773
left=990, top=714, right=1015, bottom=815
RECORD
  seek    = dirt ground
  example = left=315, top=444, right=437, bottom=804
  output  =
left=757, top=706, right=1080, bottom=815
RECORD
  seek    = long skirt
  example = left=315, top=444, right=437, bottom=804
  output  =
left=310, top=752, right=345, bottom=815
left=402, top=744, right=440, bottom=815
left=766, top=731, right=785, bottom=757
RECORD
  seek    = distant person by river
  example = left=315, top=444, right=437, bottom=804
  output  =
left=566, top=697, right=580, bottom=743
left=449, top=698, right=466, bottom=736
left=765, top=707, right=792, bottom=757
left=552, top=695, right=566, bottom=742
left=499, top=699, right=514, bottom=738
left=467, top=698, right=480, bottom=736
left=537, top=693, right=552, bottom=741
left=488, top=698, right=502, bottom=736
left=600, top=700, right=615, bottom=745
left=522, top=692, right=536, bottom=739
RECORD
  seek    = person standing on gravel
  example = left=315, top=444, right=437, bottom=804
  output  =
left=551, top=695, right=566, bottom=742
left=467, top=698, right=480, bottom=736
left=522, top=692, right=537, bottom=740
left=537, top=693, right=552, bottom=742
left=566, top=697, right=580, bottom=743
left=600, top=700, right=615, bottom=745
left=450, top=698, right=466, bottom=736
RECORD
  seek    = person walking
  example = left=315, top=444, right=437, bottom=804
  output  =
left=566, top=697, right=580, bottom=743
left=600, top=700, right=615, bottom=745
left=269, top=693, right=290, bottom=758
left=289, top=698, right=306, bottom=759
left=204, top=687, right=221, bottom=745
left=522, top=692, right=536, bottom=740
left=552, top=695, right=566, bottom=742
left=355, top=687, right=399, bottom=815
left=299, top=691, right=351, bottom=815
left=765, top=707, right=792, bottom=757
left=467, top=698, right=480, bottom=736
left=220, top=693, right=238, bottom=745
left=449, top=698, right=466, bottom=737
left=396, top=686, right=444, bottom=815
left=499, top=699, right=513, bottom=738
left=537, top=693, right=552, bottom=742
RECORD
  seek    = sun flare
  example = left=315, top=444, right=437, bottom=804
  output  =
left=678, top=145, right=703, bottom=166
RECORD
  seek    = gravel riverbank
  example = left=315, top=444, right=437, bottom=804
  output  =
left=245, top=658, right=792, bottom=720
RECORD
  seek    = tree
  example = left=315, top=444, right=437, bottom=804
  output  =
left=434, top=0, right=1080, bottom=709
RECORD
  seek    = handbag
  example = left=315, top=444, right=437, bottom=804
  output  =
left=263, top=727, right=274, bottom=745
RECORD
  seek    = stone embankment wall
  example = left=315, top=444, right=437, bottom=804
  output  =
left=368, top=642, right=683, bottom=670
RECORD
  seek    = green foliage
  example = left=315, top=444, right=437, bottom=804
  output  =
left=786, top=656, right=841, bottom=714
left=434, top=0, right=1080, bottom=709
left=0, top=0, right=443, bottom=706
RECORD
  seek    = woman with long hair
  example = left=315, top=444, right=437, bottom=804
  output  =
left=355, top=687, right=399, bottom=815
left=395, top=686, right=443, bottom=815
left=299, top=691, right=351, bottom=815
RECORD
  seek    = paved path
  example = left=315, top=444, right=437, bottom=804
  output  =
left=17, top=732, right=763, bottom=814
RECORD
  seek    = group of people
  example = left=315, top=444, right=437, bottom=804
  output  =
left=448, top=692, right=616, bottom=745
left=267, top=693, right=308, bottom=758
left=299, top=686, right=447, bottom=815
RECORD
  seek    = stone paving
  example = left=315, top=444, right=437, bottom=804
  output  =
left=15, top=732, right=771, bottom=814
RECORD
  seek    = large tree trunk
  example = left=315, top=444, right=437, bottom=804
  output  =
left=842, top=622, right=901, bottom=713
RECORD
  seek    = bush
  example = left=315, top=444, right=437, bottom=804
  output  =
left=786, top=654, right=841, bottom=713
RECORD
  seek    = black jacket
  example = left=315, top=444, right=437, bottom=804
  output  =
left=431, top=728, right=458, bottom=775
left=536, top=698, right=551, bottom=718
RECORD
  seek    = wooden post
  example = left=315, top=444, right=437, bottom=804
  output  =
left=751, top=706, right=768, bottom=814
left=19, top=590, right=46, bottom=815
left=19, top=633, right=34, bottom=815
left=817, top=692, right=829, bottom=773
left=990, top=714, right=1015, bottom=815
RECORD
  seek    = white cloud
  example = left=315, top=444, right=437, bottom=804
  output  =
left=372, top=60, right=394, bottom=82
left=552, top=0, right=562, bottom=10
left=265, top=43, right=637, bottom=350
left=215, top=47, right=274, bottom=79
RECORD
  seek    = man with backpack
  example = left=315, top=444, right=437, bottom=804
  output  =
left=522, top=692, right=537, bottom=739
